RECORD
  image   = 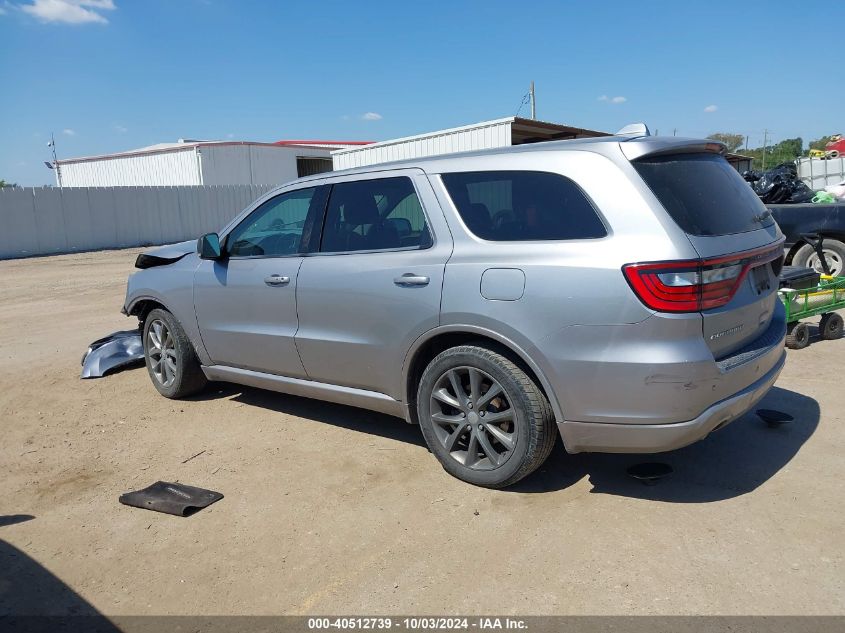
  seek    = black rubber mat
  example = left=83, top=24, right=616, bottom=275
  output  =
left=119, top=481, right=223, bottom=517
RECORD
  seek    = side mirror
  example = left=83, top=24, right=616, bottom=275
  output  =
left=197, top=233, right=222, bottom=259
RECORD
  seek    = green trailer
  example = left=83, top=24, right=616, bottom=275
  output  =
left=779, top=275, right=845, bottom=349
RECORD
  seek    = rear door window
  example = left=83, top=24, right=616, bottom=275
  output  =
left=633, top=153, right=775, bottom=236
left=440, top=171, right=606, bottom=241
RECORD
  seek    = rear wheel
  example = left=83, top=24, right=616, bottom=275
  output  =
left=793, top=239, right=845, bottom=276
left=785, top=322, right=810, bottom=350
left=820, top=313, right=844, bottom=340
left=143, top=308, right=207, bottom=398
left=416, top=344, right=557, bottom=488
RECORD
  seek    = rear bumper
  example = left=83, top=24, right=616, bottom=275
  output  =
left=558, top=347, right=785, bottom=453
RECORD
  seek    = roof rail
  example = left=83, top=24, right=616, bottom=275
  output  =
left=616, top=123, right=651, bottom=138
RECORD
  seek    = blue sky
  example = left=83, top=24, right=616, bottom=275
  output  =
left=1, top=0, right=840, bottom=185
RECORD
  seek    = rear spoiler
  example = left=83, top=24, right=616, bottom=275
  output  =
left=620, top=137, right=727, bottom=161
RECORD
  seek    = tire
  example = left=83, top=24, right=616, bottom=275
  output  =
left=820, top=312, right=844, bottom=341
left=792, top=239, right=845, bottom=276
left=143, top=308, right=207, bottom=398
left=416, top=344, right=557, bottom=488
left=785, top=322, right=810, bottom=350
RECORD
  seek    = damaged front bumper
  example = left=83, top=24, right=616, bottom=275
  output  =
left=80, top=329, right=145, bottom=379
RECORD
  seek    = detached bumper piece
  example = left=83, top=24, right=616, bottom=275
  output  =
left=80, top=329, right=144, bottom=379
left=119, top=481, right=223, bottom=517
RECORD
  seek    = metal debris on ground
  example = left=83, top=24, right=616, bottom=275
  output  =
left=626, top=462, right=673, bottom=485
left=81, top=329, right=144, bottom=379
left=119, top=481, right=223, bottom=517
left=757, top=409, right=795, bottom=428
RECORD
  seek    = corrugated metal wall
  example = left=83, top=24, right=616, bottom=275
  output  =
left=60, top=149, right=202, bottom=187
left=199, top=145, right=333, bottom=185
left=387, top=194, right=427, bottom=232
left=332, top=120, right=513, bottom=170
left=0, top=184, right=273, bottom=259
left=200, top=145, right=290, bottom=185
left=466, top=179, right=513, bottom=218
left=58, top=145, right=335, bottom=188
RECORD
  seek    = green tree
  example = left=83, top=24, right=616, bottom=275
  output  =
left=707, top=132, right=745, bottom=153
left=0, top=180, right=17, bottom=188
left=743, top=137, right=804, bottom=170
left=779, top=137, right=803, bottom=158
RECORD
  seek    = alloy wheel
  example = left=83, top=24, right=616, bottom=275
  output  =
left=147, top=319, right=177, bottom=387
left=429, top=366, right=517, bottom=470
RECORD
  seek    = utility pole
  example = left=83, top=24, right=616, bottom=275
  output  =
left=762, top=129, right=769, bottom=170
left=529, top=81, right=536, bottom=120
left=47, top=132, right=62, bottom=188
left=673, top=128, right=677, bottom=137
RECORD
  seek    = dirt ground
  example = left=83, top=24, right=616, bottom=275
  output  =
left=0, top=248, right=842, bottom=617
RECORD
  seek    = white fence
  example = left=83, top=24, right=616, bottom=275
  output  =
left=0, top=184, right=274, bottom=260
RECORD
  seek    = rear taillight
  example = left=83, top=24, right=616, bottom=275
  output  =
left=623, top=243, right=783, bottom=313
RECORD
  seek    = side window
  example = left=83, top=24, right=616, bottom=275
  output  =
left=441, top=171, right=607, bottom=241
left=320, top=177, right=432, bottom=253
left=226, top=187, right=317, bottom=257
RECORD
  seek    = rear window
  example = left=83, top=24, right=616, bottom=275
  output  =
left=633, top=153, right=775, bottom=236
left=441, top=171, right=607, bottom=241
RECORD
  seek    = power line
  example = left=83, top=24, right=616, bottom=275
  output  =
left=515, top=82, right=537, bottom=119
left=514, top=91, right=530, bottom=118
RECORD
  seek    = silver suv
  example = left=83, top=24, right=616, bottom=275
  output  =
left=123, top=133, right=786, bottom=488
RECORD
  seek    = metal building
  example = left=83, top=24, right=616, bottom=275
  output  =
left=725, top=152, right=753, bottom=173
left=331, top=117, right=608, bottom=170
left=55, top=139, right=372, bottom=187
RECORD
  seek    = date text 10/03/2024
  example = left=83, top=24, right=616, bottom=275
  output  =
left=307, top=617, right=528, bottom=630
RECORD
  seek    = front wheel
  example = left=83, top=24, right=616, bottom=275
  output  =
left=416, top=344, right=557, bottom=488
left=143, top=308, right=207, bottom=398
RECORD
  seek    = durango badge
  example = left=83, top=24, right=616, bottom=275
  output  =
left=710, top=324, right=745, bottom=340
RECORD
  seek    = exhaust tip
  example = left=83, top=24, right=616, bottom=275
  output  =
left=757, top=409, right=794, bottom=428
left=626, top=462, right=673, bottom=486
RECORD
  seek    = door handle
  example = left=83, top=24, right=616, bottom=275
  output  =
left=394, top=273, right=430, bottom=287
left=264, top=275, right=290, bottom=286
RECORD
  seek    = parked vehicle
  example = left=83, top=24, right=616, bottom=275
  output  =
left=807, top=134, right=845, bottom=159
left=123, top=133, right=787, bottom=488
left=824, top=134, right=844, bottom=159
left=767, top=202, right=845, bottom=275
